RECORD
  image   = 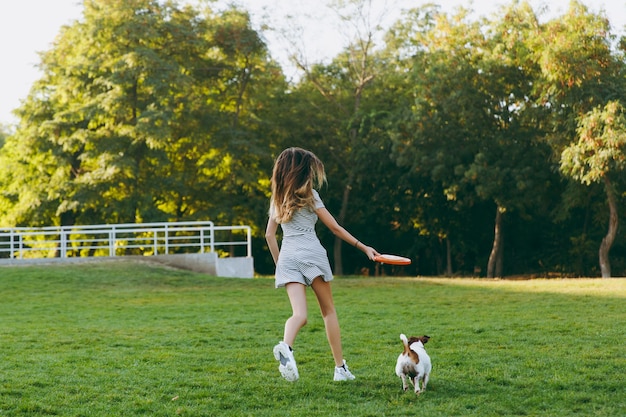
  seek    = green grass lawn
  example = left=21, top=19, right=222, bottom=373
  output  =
left=0, top=261, right=624, bottom=416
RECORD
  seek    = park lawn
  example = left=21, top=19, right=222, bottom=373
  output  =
left=0, top=261, right=624, bottom=416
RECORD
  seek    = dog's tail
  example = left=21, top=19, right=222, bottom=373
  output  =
left=400, top=333, right=410, bottom=354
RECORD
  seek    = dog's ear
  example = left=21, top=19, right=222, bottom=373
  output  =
left=408, top=336, right=421, bottom=344
left=421, top=335, right=430, bottom=344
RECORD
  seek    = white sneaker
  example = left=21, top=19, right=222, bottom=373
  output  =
left=333, top=360, right=356, bottom=381
left=273, top=341, right=299, bottom=382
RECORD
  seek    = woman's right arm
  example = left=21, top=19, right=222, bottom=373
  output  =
left=316, top=206, right=379, bottom=261
left=265, top=217, right=280, bottom=265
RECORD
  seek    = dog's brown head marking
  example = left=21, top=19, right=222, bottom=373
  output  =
left=408, top=335, right=430, bottom=345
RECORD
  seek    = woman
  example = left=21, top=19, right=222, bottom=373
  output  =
left=265, top=147, right=379, bottom=382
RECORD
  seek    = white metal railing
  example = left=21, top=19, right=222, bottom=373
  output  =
left=0, top=221, right=252, bottom=260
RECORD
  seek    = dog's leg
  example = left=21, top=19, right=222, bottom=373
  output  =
left=422, top=372, right=430, bottom=391
left=408, top=374, right=415, bottom=392
left=413, top=376, right=421, bottom=395
left=400, top=374, right=409, bottom=391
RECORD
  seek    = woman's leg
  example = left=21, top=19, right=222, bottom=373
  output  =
left=283, top=282, right=308, bottom=346
left=311, top=278, right=344, bottom=367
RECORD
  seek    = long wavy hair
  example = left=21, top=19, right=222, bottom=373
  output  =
left=270, top=147, right=326, bottom=223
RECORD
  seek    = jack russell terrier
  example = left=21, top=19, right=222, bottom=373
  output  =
left=395, top=333, right=431, bottom=395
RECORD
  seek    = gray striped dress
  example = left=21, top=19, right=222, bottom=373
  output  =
left=271, top=189, right=334, bottom=288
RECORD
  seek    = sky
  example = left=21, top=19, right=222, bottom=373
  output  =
left=0, top=0, right=624, bottom=128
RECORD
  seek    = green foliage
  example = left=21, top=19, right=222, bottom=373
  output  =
left=0, top=124, right=8, bottom=149
left=0, top=0, right=282, bottom=229
left=0, top=262, right=624, bottom=415
left=2, top=0, right=626, bottom=276
left=561, top=101, right=626, bottom=184
left=384, top=3, right=560, bottom=276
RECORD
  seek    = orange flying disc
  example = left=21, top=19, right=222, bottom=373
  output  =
left=373, top=254, right=411, bottom=265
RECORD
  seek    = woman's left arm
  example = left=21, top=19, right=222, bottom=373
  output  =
left=265, top=217, right=280, bottom=264
left=316, top=207, right=379, bottom=261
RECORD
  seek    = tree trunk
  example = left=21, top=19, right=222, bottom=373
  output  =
left=445, top=237, right=453, bottom=276
left=54, top=210, right=77, bottom=258
left=599, top=177, right=618, bottom=278
left=333, top=180, right=352, bottom=275
left=495, top=238, right=503, bottom=277
left=487, top=206, right=504, bottom=278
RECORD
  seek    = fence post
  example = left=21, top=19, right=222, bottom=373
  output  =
left=109, top=226, right=115, bottom=257
left=247, top=226, right=252, bottom=257
left=60, top=227, right=67, bottom=258
left=165, top=224, right=169, bottom=255
left=9, top=229, right=14, bottom=259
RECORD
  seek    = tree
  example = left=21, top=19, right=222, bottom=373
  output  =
left=2, top=0, right=210, bottom=226
left=388, top=2, right=555, bottom=277
left=468, top=1, right=558, bottom=277
left=561, top=101, right=626, bottom=277
left=0, top=0, right=281, bottom=235
left=532, top=0, right=625, bottom=277
left=284, top=0, right=393, bottom=274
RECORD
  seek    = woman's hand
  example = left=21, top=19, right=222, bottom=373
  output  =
left=359, top=243, right=380, bottom=261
